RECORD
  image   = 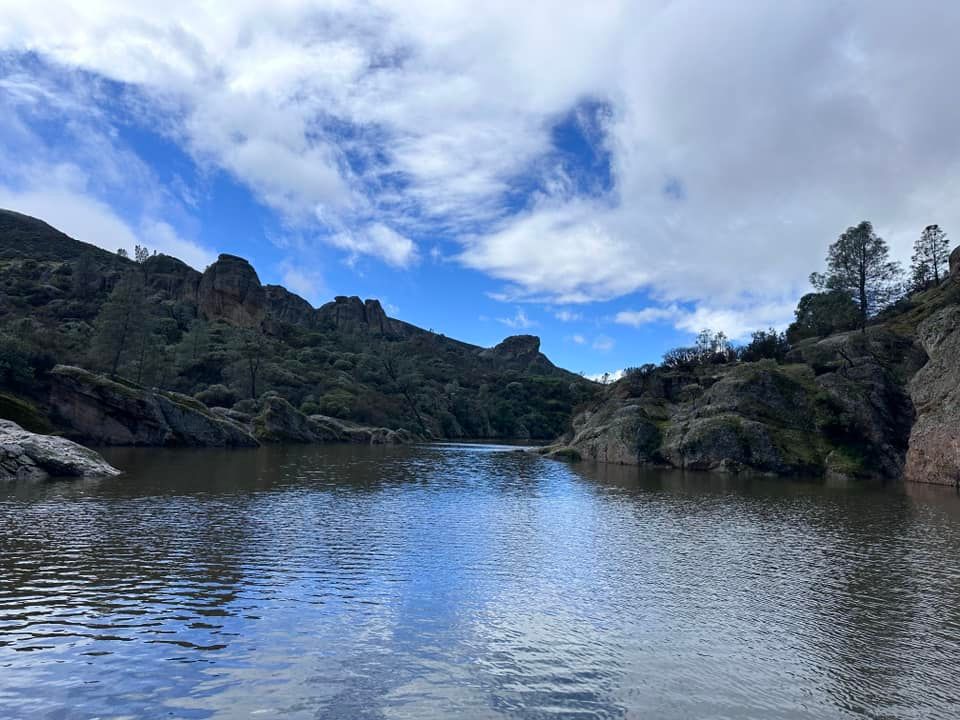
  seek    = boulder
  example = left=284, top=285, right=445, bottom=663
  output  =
left=0, top=419, right=121, bottom=481
left=905, top=306, right=960, bottom=485
left=253, top=397, right=320, bottom=443
left=198, top=254, right=266, bottom=327
left=308, top=414, right=415, bottom=445
left=49, top=365, right=258, bottom=447
left=951, top=245, right=960, bottom=278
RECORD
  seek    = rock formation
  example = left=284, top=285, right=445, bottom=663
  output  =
left=198, top=254, right=267, bottom=327
left=49, top=366, right=258, bottom=447
left=0, top=419, right=121, bottom=481
left=951, top=244, right=960, bottom=278
left=905, top=306, right=960, bottom=485
left=247, top=396, right=414, bottom=444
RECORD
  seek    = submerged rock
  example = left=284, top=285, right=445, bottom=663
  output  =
left=0, top=419, right=121, bottom=481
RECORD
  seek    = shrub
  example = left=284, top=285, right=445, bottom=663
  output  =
left=195, top=384, right=238, bottom=408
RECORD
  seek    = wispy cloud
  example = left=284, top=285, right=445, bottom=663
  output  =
left=498, top=308, right=536, bottom=329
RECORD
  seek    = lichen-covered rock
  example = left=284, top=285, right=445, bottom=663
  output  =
left=905, top=306, right=960, bottom=485
left=198, top=254, right=266, bottom=327
left=253, top=397, right=319, bottom=443
left=0, top=419, right=121, bottom=481
left=49, top=365, right=258, bottom=447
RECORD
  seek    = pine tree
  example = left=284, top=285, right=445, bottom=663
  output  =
left=911, top=224, right=950, bottom=287
left=810, top=221, right=902, bottom=330
left=90, top=272, right=149, bottom=378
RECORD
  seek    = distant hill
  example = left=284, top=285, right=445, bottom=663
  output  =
left=0, top=208, right=596, bottom=441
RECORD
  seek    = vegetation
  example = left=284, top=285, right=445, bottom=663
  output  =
left=910, top=224, right=950, bottom=289
left=809, top=220, right=902, bottom=330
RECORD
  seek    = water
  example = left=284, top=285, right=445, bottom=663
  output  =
left=2, top=443, right=960, bottom=719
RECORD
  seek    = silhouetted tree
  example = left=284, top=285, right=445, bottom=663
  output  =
left=116, top=248, right=129, bottom=259
left=910, top=224, right=949, bottom=288
left=810, top=221, right=902, bottom=330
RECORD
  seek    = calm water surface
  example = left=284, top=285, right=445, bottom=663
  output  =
left=2, top=443, right=960, bottom=719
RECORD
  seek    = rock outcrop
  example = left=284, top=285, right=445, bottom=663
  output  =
left=49, top=366, right=258, bottom=447
left=1, top=419, right=121, bottom=481
left=905, top=306, right=960, bottom=485
left=142, top=254, right=202, bottom=305
left=315, top=296, right=399, bottom=336
left=951, top=244, right=960, bottom=278
left=198, top=254, right=266, bottom=327
left=264, top=285, right=316, bottom=328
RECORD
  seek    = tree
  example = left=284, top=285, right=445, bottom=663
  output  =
left=134, top=244, right=152, bottom=264
left=90, top=272, right=150, bottom=378
left=786, top=291, right=860, bottom=343
left=810, top=221, right=902, bottom=330
left=230, top=327, right=270, bottom=400
left=911, top=224, right=950, bottom=287
left=738, top=328, right=789, bottom=362
left=116, top=248, right=129, bottom=259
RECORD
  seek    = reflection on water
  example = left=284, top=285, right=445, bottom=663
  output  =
left=2, top=443, right=960, bottom=719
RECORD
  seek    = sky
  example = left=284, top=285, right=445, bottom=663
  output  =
left=2, top=1, right=960, bottom=378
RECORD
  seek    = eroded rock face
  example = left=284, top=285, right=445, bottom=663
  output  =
left=315, top=295, right=398, bottom=336
left=950, top=245, right=960, bottom=278
left=142, top=254, right=202, bottom=306
left=264, top=285, right=316, bottom=328
left=49, top=365, right=258, bottom=447
left=905, top=306, right=960, bottom=485
left=198, top=254, right=266, bottom=327
left=248, top=396, right=416, bottom=445
left=0, top=419, right=121, bottom=481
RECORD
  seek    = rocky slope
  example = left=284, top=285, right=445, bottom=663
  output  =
left=546, top=260, right=960, bottom=485
left=0, top=209, right=593, bottom=444
left=1, top=419, right=120, bottom=481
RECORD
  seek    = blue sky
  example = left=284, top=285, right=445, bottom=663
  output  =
left=2, top=2, right=959, bottom=377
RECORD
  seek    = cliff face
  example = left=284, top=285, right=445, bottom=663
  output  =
left=198, top=254, right=267, bottom=327
left=552, top=259, right=960, bottom=484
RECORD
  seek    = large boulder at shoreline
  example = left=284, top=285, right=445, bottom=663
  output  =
left=198, top=254, right=266, bottom=327
left=905, top=306, right=960, bottom=485
left=0, top=419, right=120, bottom=481
left=49, top=366, right=258, bottom=447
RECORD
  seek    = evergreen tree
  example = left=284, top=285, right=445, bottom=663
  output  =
left=911, top=224, right=950, bottom=287
left=90, top=272, right=149, bottom=378
left=810, top=221, right=902, bottom=330
left=72, top=254, right=98, bottom=299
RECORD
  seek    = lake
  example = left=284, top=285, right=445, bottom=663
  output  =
left=2, top=443, right=959, bottom=719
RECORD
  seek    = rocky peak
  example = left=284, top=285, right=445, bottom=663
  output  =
left=264, top=284, right=315, bottom=327
left=198, top=254, right=266, bottom=327
left=482, top=335, right=542, bottom=363
left=316, top=295, right=394, bottom=335
left=950, top=244, right=960, bottom=278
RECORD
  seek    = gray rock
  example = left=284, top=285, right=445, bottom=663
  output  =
left=0, top=419, right=121, bottom=481
left=905, top=306, right=960, bottom=485
left=49, top=365, right=259, bottom=447
left=950, top=245, right=960, bottom=278
left=198, top=254, right=266, bottom=327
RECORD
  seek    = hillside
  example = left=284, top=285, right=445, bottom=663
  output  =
left=541, top=258, right=960, bottom=485
left=0, top=209, right=595, bottom=444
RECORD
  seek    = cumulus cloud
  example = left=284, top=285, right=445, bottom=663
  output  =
left=3, top=1, right=960, bottom=314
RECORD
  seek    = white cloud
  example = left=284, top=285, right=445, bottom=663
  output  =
left=615, top=301, right=796, bottom=341
left=329, top=223, right=417, bottom=268
left=4, top=1, right=960, bottom=313
left=0, top=179, right=215, bottom=271
left=569, top=334, right=586, bottom=345
left=587, top=368, right=625, bottom=383
left=554, top=309, right=582, bottom=322
left=592, top=335, right=615, bottom=352
left=497, top=308, right=536, bottom=330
